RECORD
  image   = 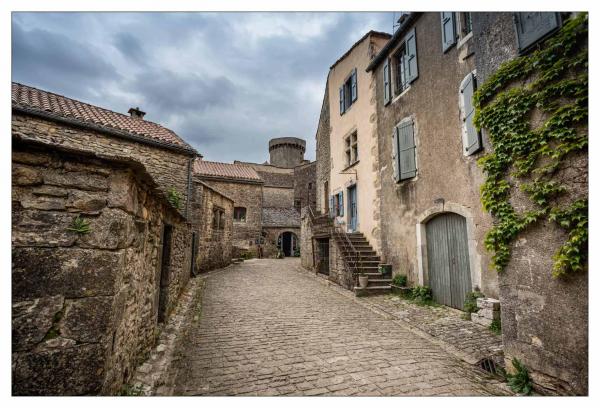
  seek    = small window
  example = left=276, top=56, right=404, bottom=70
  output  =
left=393, top=45, right=408, bottom=96
left=339, top=68, right=358, bottom=115
left=233, top=207, right=246, bottom=222
left=212, top=207, right=226, bottom=230
left=460, top=12, right=472, bottom=37
left=294, top=199, right=302, bottom=212
left=344, top=131, right=358, bottom=167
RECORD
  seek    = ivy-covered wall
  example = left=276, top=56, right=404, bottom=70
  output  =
left=472, top=13, right=587, bottom=395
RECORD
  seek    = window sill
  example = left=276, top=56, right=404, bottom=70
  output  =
left=341, top=160, right=360, bottom=172
left=391, top=86, right=411, bottom=105
left=457, top=32, right=473, bottom=49
left=233, top=220, right=246, bottom=223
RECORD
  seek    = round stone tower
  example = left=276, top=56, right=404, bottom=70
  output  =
left=268, top=137, right=306, bottom=168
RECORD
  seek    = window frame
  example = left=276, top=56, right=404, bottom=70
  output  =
left=344, top=131, right=359, bottom=167
left=233, top=206, right=247, bottom=222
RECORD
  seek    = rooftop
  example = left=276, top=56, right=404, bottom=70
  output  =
left=11, top=82, right=196, bottom=154
left=193, top=158, right=263, bottom=183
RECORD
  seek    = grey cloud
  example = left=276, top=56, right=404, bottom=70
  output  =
left=113, top=32, right=146, bottom=64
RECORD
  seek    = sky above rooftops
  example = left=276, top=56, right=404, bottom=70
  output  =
left=12, top=12, right=395, bottom=163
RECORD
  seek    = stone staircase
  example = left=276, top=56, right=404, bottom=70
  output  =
left=334, top=231, right=391, bottom=296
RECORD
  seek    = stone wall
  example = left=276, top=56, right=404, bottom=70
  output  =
left=263, top=186, right=294, bottom=208
left=315, top=80, right=331, bottom=215
left=12, top=142, right=191, bottom=395
left=294, top=162, right=317, bottom=211
left=373, top=13, right=497, bottom=298
left=199, top=178, right=263, bottom=256
left=191, top=180, right=233, bottom=273
left=472, top=12, right=587, bottom=395
left=328, top=239, right=354, bottom=290
left=300, top=210, right=315, bottom=269
left=12, top=113, right=194, bottom=218
left=261, top=227, right=300, bottom=258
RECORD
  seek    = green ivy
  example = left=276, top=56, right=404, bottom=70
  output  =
left=167, top=188, right=183, bottom=209
left=474, top=13, right=588, bottom=278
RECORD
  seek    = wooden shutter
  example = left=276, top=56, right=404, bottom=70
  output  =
left=383, top=58, right=391, bottom=105
left=441, top=12, right=456, bottom=52
left=392, top=126, right=400, bottom=183
left=338, top=191, right=344, bottom=216
left=397, top=119, right=417, bottom=180
left=460, top=72, right=482, bottom=155
left=339, top=86, right=345, bottom=115
left=405, top=28, right=419, bottom=83
left=514, top=12, right=560, bottom=52
left=351, top=68, right=358, bottom=102
left=329, top=196, right=334, bottom=217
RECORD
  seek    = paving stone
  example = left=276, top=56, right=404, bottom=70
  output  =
left=166, top=259, right=509, bottom=396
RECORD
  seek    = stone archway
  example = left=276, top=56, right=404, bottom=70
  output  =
left=278, top=231, right=298, bottom=257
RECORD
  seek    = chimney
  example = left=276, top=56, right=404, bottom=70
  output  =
left=128, top=107, right=146, bottom=119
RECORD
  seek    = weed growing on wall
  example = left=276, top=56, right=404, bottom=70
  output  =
left=474, top=13, right=588, bottom=278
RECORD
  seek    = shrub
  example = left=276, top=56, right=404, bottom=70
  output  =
left=411, top=286, right=433, bottom=303
left=167, top=188, right=183, bottom=209
left=505, top=358, right=533, bottom=395
left=392, top=274, right=407, bottom=287
left=67, top=215, right=91, bottom=234
left=464, top=291, right=485, bottom=314
left=489, top=317, right=502, bottom=335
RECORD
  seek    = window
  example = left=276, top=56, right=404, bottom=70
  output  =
left=294, top=199, right=302, bottom=212
left=460, top=12, right=472, bottom=37
left=383, top=28, right=418, bottom=105
left=393, top=45, right=408, bottom=95
left=391, top=118, right=417, bottom=182
left=344, top=131, right=358, bottom=167
left=329, top=191, right=344, bottom=217
left=514, top=12, right=560, bottom=53
left=233, top=207, right=246, bottom=222
left=212, top=207, right=225, bottom=230
left=339, top=68, right=357, bottom=115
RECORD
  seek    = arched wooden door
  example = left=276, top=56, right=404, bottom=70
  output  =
left=425, top=213, right=472, bottom=309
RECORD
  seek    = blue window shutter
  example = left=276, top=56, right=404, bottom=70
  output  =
left=329, top=196, right=334, bottom=217
left=398, top=119, right=417, bottom=180
left=392, top=126, right=400, bottom=183
left=383, top=58, right=391, bottom=105
left=460, top=72, right=482, bottom=155
left=339, top=192, right=344, bottom=216
left=405, top=28, right=419, bottom=83
left=339, top=86, right=345, bottom=115
left=514, top=12, right=560, bottom=52
left=441, top=12, right=456, bottom=52
left=351, top=68, right=358, bottom=102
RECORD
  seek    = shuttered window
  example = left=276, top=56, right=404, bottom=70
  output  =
left=340, top=68, right=358, bottom=114
left=391, top=126, right=400, bottom=182
left=338, top=191, right=344, bottom=216
left=393, top=119, right=417, bottom=181
left=460, top=71, right=482, bottom=155
left=329, top=196, right=334, bottom=217
left=441, top=12, right=457, bottom=52
left=383, top=58, right=391, bottom=105
left=514, top=12, right=560, bottom=52
left=339, top=86, right=345, bottom=115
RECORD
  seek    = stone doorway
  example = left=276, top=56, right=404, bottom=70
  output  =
left=278, top=231, right=298, bottom=257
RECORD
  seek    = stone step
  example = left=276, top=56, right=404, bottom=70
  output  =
left=354, top=286, right=392, bottom=296
left=367, top=279, right=392, bottom=287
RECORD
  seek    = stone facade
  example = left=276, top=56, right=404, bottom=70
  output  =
left=12, top=113, right=195, bottom=218
left=198, top=178, right=263, bottom=257
left=315, top=81, right=331, bottom=215
left=472, top=12, right=587, bottom=395
left=190, top=180, right=234, bottom=273
left=12, top=141, right=192, bottom=395
left=369, top=13, right=497, bottom=300
left=268, top=137, right=306, bottom=168
left=294, top=161, right=317, bottom=211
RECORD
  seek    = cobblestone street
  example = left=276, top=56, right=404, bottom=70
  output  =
left=167, top=258, right=508, bottom=396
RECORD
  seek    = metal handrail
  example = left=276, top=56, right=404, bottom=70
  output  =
left=332, top=225, right=363, bottom=287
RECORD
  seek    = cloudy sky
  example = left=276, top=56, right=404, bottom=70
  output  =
left=12, top=12, right=395, bottom=163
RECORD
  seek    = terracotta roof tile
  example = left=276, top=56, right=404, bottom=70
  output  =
left=12, top=82, right=195, bottom=152
left=193, top=159, right=262, bottom=182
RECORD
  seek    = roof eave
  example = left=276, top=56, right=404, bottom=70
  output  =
left=366, top=13, right=421, bottom=73
left=13, top=105, right=198, bottom=156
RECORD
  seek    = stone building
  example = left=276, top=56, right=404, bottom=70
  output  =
left=366, top=12, right=497, bottom=308
left=470, top=12, right=587, bottom=395
left=195, top=137, right=316, bottom=258
left=11, top=83, right=233, bottom=394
